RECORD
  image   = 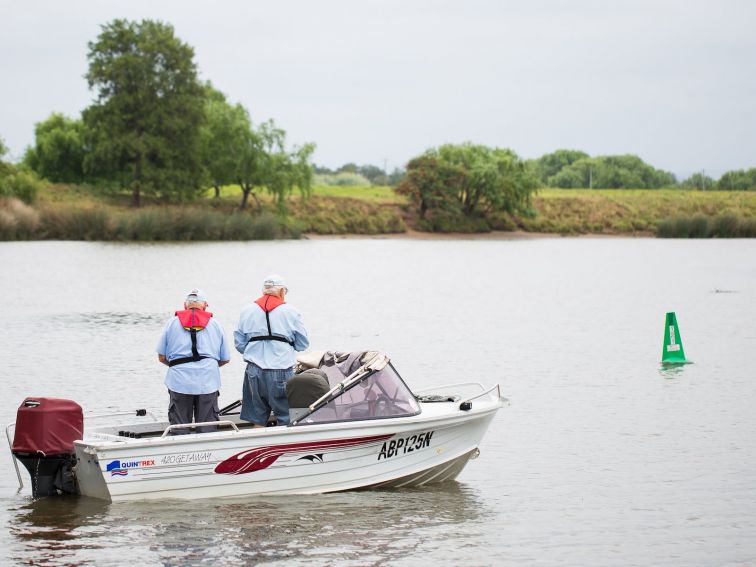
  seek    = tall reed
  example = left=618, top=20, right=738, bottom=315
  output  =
left=0, top=201, right=294, bottom=241
left=657, top=214, right=756, bottom=238
left=0, top=198, right=40, bottom=240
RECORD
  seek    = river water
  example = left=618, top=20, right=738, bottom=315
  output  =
left=1, top=237, right=755, bottom=566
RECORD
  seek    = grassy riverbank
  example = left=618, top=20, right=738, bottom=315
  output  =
left=310, top=186, right=756, bottom=237
left=1, top=184, right=754, bottom=241
left=522, top=188, right=756, bottom=235
left=0, top=184, right=407, bottom=241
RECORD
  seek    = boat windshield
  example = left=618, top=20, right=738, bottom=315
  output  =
left=298, top=361, right=421, bottom=425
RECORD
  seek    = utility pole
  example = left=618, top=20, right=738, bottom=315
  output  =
left=701, top=169, right=706, bottom=191
left=589, top=166, right=593, bottom=189
left=383, top=158, right=388, bottom=185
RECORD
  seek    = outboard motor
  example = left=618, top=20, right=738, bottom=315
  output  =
left=11, top=398, right=83, bottom=497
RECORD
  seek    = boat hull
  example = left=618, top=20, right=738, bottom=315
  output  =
left=74, top=404, right=499, bottom=501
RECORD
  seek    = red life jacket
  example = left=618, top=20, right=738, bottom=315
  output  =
left=176, top=308, right=213, bottom=330
left=169, top=308, right=214, bottom=367
left=255, top=295, right=284, bottom=313
left=247, top=295, right=294, bottom=347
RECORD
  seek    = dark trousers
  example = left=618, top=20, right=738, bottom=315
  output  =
left=168, top=390, right=219, bottom=434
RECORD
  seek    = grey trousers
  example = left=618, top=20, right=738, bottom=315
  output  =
left=168, top=390, right=219, bottom=434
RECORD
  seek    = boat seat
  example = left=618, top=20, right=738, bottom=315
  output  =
left=287, top=369, right=330, bottom=421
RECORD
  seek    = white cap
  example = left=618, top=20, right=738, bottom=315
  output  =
left=185, top=288, right=207, bottom=303
left=263, top=274, right=287, bottom=290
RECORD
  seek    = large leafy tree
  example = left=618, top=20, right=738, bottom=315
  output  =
left=82, top=19, right=206, bottom=206
left=23, top=113, right=86, bottom=183
left=200, top=87, right=251, bottom=198
left=396, top=143, right=538, bottom=221
left=395, top=155, right=465, bottom=219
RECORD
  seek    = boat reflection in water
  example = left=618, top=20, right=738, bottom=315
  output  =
left=10, top=483, right=491, bottom=566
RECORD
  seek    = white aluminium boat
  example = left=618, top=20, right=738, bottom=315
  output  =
left=9, top=351, right=505, bottom=502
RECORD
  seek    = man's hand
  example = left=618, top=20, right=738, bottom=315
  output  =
left=158, top=354, right=168, bottom=366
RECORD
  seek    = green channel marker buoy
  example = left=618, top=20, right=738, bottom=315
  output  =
left=661, top=312, right=691, bottom=365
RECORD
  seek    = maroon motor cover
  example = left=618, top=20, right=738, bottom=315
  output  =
left=12, top=398, right=83, bottom=456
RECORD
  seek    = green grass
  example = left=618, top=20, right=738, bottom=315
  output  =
left=288, top=195, right=406, bottom=234
left=201, top=184, right=402, bottom=204
left=311, top=185, right=404, bottom=204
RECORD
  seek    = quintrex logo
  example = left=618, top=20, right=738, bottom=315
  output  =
left=106, top=459, right=155, bottom=477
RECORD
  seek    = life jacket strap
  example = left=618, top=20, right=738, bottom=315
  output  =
left=247, top=335, right=295, bottom=347
left=169, top=328, right=211, bottom=366
left=168, top=355, right=210, bottom=367
left=246, top=303, right=295, bottom=347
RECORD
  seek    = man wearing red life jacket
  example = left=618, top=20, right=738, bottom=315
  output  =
left=157, top=289, right=230, bottom=434
left=234, top=275, right=309, bottom=427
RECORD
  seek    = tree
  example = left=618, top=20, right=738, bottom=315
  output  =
left=235, top=122, right=269, bottom=211
left=277, top=142, right=315, bottom=209
left=396, top=143, right=538, bottom=222
left=549, top=155, right=676, bottom=189
left=387, top=167, right=405, bottom=186
left=338, top=163, right=358, bottom=174
left=533, top=149, right=589, bottom=184
left=681, top=172, right=716, bottom=191
left=200, top=87, right=251, bottom=198
left=313, top=164, right=334, bottom=175
left=356, top=164, right=384, bottom=185
left=23, top=113, right=86, bottom=183
left=235, top=119, right=314, bottom=211
left=0, top=137, right=13, bottom=180
left=716, top=168, right=756, bottom=191
left=0, top=171, right=45, bottom=203
left=82, top=19, right=206, bottom=206
left=436, top=144, right=537, bottom=214
left=395, top=155, right=465, bottom=219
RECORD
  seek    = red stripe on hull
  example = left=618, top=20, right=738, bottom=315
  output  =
left=214, top=434, right=394, bottom=475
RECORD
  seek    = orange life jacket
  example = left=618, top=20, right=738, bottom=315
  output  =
left=176, top=308, right=213, bottom=330
left=169, top=308, right=214, bottom=367
left=247, top=296, right=295, bottom=347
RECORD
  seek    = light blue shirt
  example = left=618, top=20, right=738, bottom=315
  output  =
left=235, top=302, right=309, bottom=370
left=156, top=316, right=230, bottom=395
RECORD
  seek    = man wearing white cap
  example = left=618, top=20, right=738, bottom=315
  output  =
left=235, top=274, right=309, bottom=427
left=157, top=289, right=230, bottom=434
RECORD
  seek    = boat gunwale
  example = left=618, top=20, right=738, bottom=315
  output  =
left=74, top=396, right=504, bottom=453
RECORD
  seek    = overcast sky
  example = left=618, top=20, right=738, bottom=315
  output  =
left=1, top=0, right=754, bottom=178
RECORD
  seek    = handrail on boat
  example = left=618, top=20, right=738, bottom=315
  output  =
left=85, top=410, right=158, bottom=421
left=414, top=382, right=488, bottom=395
left=5, top=423, right=23, bottom=492
left=161, top=420, right=239, bottom=438
left=87, top=432, right=132, bottom=442
left=414, top=383, right=507, bottom=406
left=461, top=384, right=505, bottom=404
